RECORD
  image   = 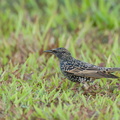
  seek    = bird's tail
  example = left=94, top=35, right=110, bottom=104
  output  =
left=107, top=67, right=120, bottom=72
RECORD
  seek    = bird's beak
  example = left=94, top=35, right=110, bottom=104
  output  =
left=44, top=49, right=53, bottom=53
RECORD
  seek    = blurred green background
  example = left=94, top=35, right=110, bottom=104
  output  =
left=0, top=0, right=120, bottom=120
left=0, top=0, right=120, bottom=64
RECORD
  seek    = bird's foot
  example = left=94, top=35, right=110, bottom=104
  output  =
left=82, top=83, right=90, bottom=90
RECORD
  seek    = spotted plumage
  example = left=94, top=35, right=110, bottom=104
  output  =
left=44, top=48, right=120, bottom=83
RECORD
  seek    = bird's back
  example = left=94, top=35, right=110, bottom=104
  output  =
left=60, top=58, right=96, bottom=72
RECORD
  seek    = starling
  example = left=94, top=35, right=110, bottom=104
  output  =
left=44, top=48, right=120, bottom=83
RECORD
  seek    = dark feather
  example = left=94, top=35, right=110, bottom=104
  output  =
left=66, top=67, right=119, bottom=79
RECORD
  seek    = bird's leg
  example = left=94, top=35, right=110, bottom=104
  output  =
left=82, top=82, right=90, bottom=90
left=82, top=78, right=96, bottom=90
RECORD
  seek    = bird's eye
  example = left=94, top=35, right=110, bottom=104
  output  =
left=53, top=50, right=57, bottom=53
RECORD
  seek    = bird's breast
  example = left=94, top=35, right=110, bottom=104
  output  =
left=60, top=61, right=75, bottom=71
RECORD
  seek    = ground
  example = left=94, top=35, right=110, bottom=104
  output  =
left=0, top=0, right=120, bottom=120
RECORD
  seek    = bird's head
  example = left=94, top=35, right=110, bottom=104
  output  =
left=44, top=48, right=72, bottom=60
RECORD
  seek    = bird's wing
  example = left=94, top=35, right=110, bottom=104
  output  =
left=65, top=67, right=119, bottom=78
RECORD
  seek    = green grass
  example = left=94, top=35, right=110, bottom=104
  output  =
left=0, top=0, right=120, bottom=119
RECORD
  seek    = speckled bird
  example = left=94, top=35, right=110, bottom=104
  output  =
left=44, top=48, right=120, bottom=83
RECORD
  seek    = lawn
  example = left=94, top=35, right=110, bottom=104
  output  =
left=0, top=0, right=120, bottom=120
